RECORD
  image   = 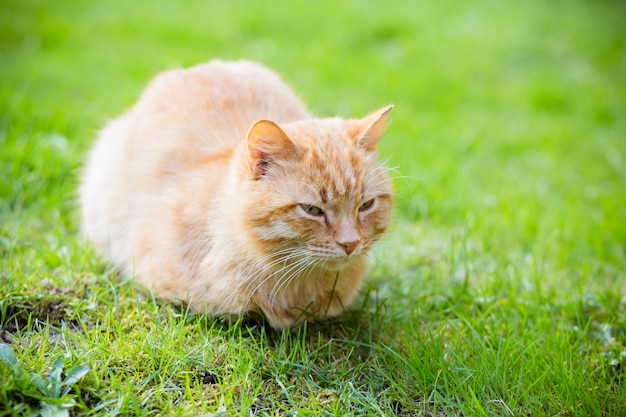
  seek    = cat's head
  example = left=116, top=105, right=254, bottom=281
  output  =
left=238, top=106, right=394, bottom=270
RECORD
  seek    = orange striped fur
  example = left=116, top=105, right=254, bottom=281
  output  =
left=80, top=60, right=393, bottom=329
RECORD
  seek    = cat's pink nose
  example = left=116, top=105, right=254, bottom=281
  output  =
left=339, top=239, right=359, bottom=255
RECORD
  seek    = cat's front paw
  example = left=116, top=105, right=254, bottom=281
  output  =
left=257, top=304, right=310, bottom=330
left=253, top=294, right=344, bottom=330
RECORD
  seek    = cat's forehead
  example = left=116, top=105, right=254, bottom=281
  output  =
left=281, top=119, right=387, bottom=202
left=299, top=143, right=381, bottom=203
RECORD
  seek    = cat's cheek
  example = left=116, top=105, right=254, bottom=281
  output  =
left=360, top=205, right=389, bottom=226
left=289, top=215, right=327, bottom=241
left=359, top=211, right=391, bottom=245
left=246, top=215, right=320, bottom=256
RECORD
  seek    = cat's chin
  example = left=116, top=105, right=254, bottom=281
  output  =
left=317, top=255, right=359, bottom=271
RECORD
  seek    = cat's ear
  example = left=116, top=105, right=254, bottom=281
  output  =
left=247, top=120, right=299, bottom=178
left=353, top=105, right=394, bottom=152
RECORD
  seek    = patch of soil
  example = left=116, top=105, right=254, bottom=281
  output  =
left=1, top=296, right=81, bottom=338
left=199, top=370, right=219, bottom=385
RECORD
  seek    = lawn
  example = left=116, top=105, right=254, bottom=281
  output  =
left=1, top=0, right=626, bottom=415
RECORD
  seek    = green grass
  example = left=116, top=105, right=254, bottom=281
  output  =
left=1, top=0, right=625, bottom=415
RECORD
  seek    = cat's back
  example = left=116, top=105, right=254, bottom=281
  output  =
left=80, top=60, right=310, bottom=268
left=115, top=60, right=311, bottom=179
left=133, top=60, right=310, bottom=145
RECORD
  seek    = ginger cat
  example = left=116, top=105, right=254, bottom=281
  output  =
left=80, top=60, right=393, bottom=329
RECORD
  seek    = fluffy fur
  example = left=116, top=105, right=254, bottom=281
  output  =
left=80, top=60, right=393, bottom=329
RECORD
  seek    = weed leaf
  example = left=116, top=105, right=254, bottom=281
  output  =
left=63, top=365, right=90, bottom=386
left=39, top=402, right=70, bottom=417
left=48, top=357, right=65, bottom=397
left=30, top=372, right=49, bottom=395
left=0, top=343, right=19, bottom=369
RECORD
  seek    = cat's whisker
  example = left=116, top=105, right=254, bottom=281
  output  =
left=363, top=252, right=376, bottom=262
left=222, top=249, right=296, bottom=304
left=371, top=232, right=387, bottom=242
left=215, top=248, right=306, bottom=314
left=274, top=262, right=319, bottom=307
left=267, top=260, right=308, bottom=306
left=377, top=163, right=426, bottom=183
left=236, top=248, right=311, bottom=313
left=251, top=248, right=307, bottom=302
left=364, top=165, right=423, bottom=190
left=363, top=181, right=393, bottom=194
left=269, top=261, right=319, bottom=309
left=362, top=164, right=396, bottom=179
left=268, top=256, right=318, bottom=305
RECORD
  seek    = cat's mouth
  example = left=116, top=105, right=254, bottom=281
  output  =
left=303, top=242, right=369, bottom=270
left=312, top=252, right=360, bottom=271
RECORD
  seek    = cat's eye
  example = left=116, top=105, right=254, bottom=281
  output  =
left=300, top=204, right=324, bottom=216
left=359, top=199, right=375, bottom=212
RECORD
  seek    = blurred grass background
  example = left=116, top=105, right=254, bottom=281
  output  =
left=1, top=0, right=626, bottom=415
left=2, top=0, right=624, bottom=261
